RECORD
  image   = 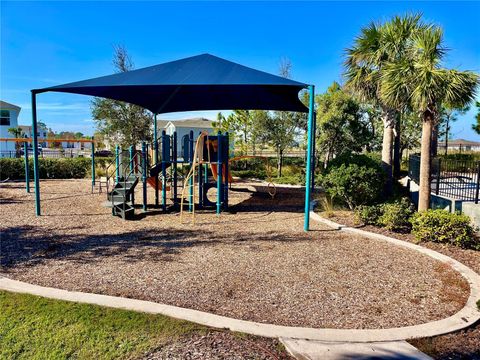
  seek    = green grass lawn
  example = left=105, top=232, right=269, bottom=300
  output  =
left=0, top=291, right=204, bottom=360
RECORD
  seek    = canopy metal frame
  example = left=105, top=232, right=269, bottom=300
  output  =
left=30, top=54, right=316, bottom=230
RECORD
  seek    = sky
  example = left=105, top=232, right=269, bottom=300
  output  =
left=1, top=1, right=479, bottom=140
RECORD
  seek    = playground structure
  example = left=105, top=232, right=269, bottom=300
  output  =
left=104, top=130, right=276, bottom=221
left=104, top=130, right=229, bottom=220
left=27, top=54, right=317, bottom=230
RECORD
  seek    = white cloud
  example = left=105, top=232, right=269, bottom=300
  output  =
left=18, top=102, right=89, bottom=111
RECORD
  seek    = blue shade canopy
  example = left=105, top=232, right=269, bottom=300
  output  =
left=35, top=53, right=309, bottom=114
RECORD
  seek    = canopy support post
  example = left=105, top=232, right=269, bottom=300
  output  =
left=304, top=85, right=315, bottom=231
left=154, top=113, right=159, bottom=207
left=310, top=112, right=316, bottom=192
left=31, top=91, right=41, bottom=216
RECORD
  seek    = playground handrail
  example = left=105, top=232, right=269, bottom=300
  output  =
left=111, top=151, right=144, bottom=213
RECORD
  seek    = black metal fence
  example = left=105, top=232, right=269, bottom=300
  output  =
left=409, top=154, right=480, bottom=203
left=0, top=149, right=89, bottom=159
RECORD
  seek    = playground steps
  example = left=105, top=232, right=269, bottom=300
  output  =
left=107, top=174, right=139, bottom=220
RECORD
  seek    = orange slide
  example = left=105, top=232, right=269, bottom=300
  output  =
left=146, top=176, right=170, bottom=191
left=210, top=163, right=234, bottom=183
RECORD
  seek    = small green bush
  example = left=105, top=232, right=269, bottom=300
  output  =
left=0, top=158, right=92, bottom=180
left=354, top=204, right=383, bottom=225
left=319, top=154, right=385, bottom=209
left=411, top=210, right=477, bottom=249
left=230, top=169, right=267, bottom=179
left=378, top=198, right=415, bottom=232
left=274, top=173, right=305, bottom=185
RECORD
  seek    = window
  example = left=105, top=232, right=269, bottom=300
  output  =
left=0, top=110, right=10, bottom=126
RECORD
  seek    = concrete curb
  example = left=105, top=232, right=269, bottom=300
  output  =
left=1, top=212, right=478, bottom=342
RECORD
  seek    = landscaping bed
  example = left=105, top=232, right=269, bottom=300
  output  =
left=0, top=180, right=471, bottom=331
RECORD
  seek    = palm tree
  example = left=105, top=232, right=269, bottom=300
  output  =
left=8, top=127, right=24, bottom=157
left=473, top=101, right=480, bottom=135
left=344, top=14, right=424, bottom=193
left=381, top=26, right=479, bottom=210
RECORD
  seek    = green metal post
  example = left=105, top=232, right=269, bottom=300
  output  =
left=304, top=85, right=315, bottom=231
left=129, top=145, right=134, bottom=172
left=204, top=164, right=208, bottom=184
left=91, top=136, right=95, bottom=192
left=24, top=139, right=30, bottom=193
left=216, top=131, right=222, bottom=215
left=31, top=91, right=41, bottom=216
left=189, top=130, right=194, bottom=212
left=154, top=113, right=159, bottom=207
left=115, top=145, right=120, bottom=182
left=161, top=130, right=167, bottom=212
left=142, top=142, right=147, bottom=212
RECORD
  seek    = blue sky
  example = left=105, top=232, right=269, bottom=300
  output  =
left=1, top=1, right=479, bottom=140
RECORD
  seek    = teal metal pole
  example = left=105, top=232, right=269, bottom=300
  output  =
left=188, top=130, right=194, bottom=212
left=129, top=145, right=134, bottom=172
left=24, top=139, right=30, bottom=193
left=161, top=130, right=167, bottom=212
left=154, top=113, right=159, bottom=207
left=142, top=142, right=147, bottom=212
left=91, top=136, right=95, bottom=191
left=115, top=145, right=120, bottom=182
left=216, top=131, right=222, bottom=215
left=304, top=85, right=315, bottom=231
left=31, top=91, right=41, bottom=216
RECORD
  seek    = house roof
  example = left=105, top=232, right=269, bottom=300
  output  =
left=155, top=119, right=171, bottom=130
left=438, top=138, right=480, bottom=147
left=0, top=100, right=21, bottom=112
left=166, top=118, right=213, bottom=129
left=35, top=53, right=309, bottom=114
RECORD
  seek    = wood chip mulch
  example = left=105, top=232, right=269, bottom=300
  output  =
left=0, top=180, right=470, bottom=332
left=143, top=331, right=291, bottom=360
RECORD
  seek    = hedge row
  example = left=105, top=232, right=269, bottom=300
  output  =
left=0, top=158, right=93, bottom=180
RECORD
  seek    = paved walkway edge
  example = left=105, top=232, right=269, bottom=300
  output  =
left=1, top=212, right=479, bottom=342
left=280, top=338, right=434, bottom=360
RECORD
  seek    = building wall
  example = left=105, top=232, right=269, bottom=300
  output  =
left=166, top=126, right=212, bottom=158
left=19, top=126, right=48, bottom=147
left=0, top=108, right=19, bottom=157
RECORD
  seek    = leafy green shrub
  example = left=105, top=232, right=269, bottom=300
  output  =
left=274, top=173, right=305, bottom=185
left=230, top=169, right=267, bottom=179
left=0, top=158, right=91, bottom=180
left=378, top=198, right=415, bottom=232
left=354, top=204, right=383, bottom=225
left=319, top=154, right=385, bottom=209
left=411, top=210, right=477, bottom=249
left=0, top=158, right=25, bottom=180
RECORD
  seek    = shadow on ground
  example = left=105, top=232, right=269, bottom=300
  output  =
left=0, top=223, right=311, bottom=269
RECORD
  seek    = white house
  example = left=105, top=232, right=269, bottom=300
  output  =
left=438, top=138, right=480, bottom=152
left=161, top=118, right=214, bottom=157
left=18, top=125, right=48, bottom=148
left=0, top=100, right=21, bottom=157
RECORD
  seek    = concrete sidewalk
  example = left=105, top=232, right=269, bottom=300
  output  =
left=281, top=338, right=433, bottom=360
